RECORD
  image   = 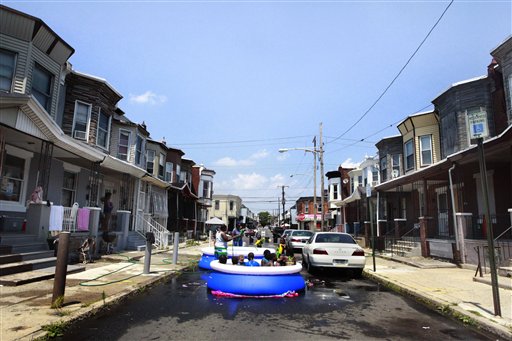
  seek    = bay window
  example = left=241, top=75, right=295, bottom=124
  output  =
left=419, top=135, right=432, bottom=166
left=404, top=139, right=414, bottom=171
left=31, top=64, right=53, bottom=111
left=96, top=110, right=111, bottom=149
left=0, top=49, right=16, bottom=92
left=117, top=130, right=130, bottom=161
left=73, top=101, right=91, bottom=140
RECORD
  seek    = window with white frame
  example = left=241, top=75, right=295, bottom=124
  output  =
left=31, top=64, right=53, bottom=111
left=419, top=135, right=432, bottom=166
left=333, top=183, right=338, bottom=200
left=0, top=145, right=32, bottom=208
left=304, top=202, right=309, bottom=213
left=380, top=157, right=387, bottom=182
left=165, top=162, right=173, bottom=182
left=0, top=49, right=16, bottom=92
left=96, top=110, right=111, bottom=149
left=392, top=154, right=400, bottom=178
left=404, top=139, right=414, bottom=171
left=73, top=101, right=91, bottom=140
left=176, top=164, right=181, bottom=181
left=146, top=150, right=155, bottom=174
left=214, top=200, right=219, bottom=210
left=117, top=130, right=130, bottom=161
left=350, top=177, right=354, bottom=194
left=372, top=169, right=379, bottom=182
left=62, top=171, right=77, bottom=207
left=158, top=153, right=165, bottom=179
left=135, top=135, right=143, bottom=165
left=317, top=202, right=322, bottom=212
left=229, top=200, right=234, bottom=211
left=203, top=181, right=210, bottom=199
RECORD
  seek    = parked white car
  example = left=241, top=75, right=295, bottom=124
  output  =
left=302, top=232, right=366, bottom=277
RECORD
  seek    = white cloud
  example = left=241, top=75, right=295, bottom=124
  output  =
left=129, top=91, right=167, bottom=105
left=213, top=150, right=269, bottom=167
left=341, top=158, right=360, bottom=169
left=276, top=153, right=288, bottom=161
left=232, top=173, right=267, bottom=190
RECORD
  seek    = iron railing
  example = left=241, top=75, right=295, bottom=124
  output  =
left=135, top=213, right=171, bottom=248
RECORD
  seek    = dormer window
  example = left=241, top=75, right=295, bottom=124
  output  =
left=0, top=49, right=16, bottom=92
left=72, top=101, right=91, bottom=140
left=32, top=64, right=53, bottom=111
left=96, top=110, right=111, bottom=149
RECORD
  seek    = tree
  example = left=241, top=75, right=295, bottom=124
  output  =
left=258, top=211, right=271, bottom=226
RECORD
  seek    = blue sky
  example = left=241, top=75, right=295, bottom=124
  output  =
left=5, top=0, right=511, bottom=214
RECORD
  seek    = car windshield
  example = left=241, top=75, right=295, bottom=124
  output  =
left=292, top=230, right=313, bottom=237
left=314, top=234, right=356, bottom=244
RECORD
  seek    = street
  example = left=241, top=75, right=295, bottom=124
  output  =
left=60, top=252, right=492, bottom=341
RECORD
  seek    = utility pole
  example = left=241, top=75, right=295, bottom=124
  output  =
left=319, top=122, right=325, bottom=231
left=277, top=197, right=281, bottom=227
left=278, top=185, right=289, bottom=227
left=312, top=136, right=317, bottom=231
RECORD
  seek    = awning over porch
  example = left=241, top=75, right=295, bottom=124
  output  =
left=335, top=187, right=362, bottom=206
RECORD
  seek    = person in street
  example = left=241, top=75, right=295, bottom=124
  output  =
left=238, top=254, right=245, bottom=265
left=218, top=254, right=228, bottom=264
left=215, top=225, right=233, bottom=258
left=244, top=252, right=260, bottom=266
left=101, top=192, right=113, bottom=232
left=231, top=256, right=239, bottom=265
left=276, top=237, right=287, bottom=258
left=232, top=225, right=242, bottom=246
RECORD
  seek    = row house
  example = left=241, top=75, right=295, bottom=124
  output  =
left=0, top=5, right=215, bottom=255
left=208, top=194, right=242, bottom=230
left=326, top=167, right=352, bottom=229
left=373, top=36, right=512, bottom=266
left=192, top=164, right=215, bottom=234
left=295, top=195, right=329, bottom=230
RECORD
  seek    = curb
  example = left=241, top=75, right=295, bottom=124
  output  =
left=27, top=262, right=196, bottom=340
left=363, top=270, right=512, bottom=341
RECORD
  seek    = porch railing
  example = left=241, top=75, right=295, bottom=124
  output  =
left=135, top=213, right=171, bottom=249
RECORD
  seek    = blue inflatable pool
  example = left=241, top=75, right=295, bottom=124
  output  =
left=198, top=246, right=275, bottom=270
left=206, top=261, right=305, bottom=296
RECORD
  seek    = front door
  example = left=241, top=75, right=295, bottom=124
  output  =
left=437, top=189, right=449, bottom=237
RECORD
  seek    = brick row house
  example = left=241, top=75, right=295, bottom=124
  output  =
left=0, top=5, right=215, bottom=259
left=325, top=36, right=512, bottom=268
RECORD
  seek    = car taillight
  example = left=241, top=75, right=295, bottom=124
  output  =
left=352, top=249, right=365, bottom=256
left=291, top=238, right=301, bottom=242
left=313, top=249, right=328, bottom=255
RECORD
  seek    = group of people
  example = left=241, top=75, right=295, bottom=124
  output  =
left=217, top=250, right=296, bottom=267
left=214, top=224, right=296, bottom=266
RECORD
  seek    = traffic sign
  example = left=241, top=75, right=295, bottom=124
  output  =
left=467, top=110, right=488, bottom=139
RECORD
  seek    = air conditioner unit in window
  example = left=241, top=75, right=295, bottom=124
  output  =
left=74, top=130, right=86, bottom=140
left=392, top=170, right=400, bottom=178
left=372, top=181, right=379, bottom=187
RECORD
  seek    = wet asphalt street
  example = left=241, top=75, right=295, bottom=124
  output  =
left=61, top=264, right=492, bottom=341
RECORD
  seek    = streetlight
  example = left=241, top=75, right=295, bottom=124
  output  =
left=279, top=146, right=323, bottom=230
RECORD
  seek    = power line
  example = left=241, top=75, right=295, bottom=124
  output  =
left=327, top=0, right=454, bottom=145
left=172, top=134, right=313, bottom=146
left=325, top=103, right=433, bottom=155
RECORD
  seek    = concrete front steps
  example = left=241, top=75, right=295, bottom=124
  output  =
left=126, top=231, right=147, bottom=251
left=0, top=233, right=84, bottom=286
left=385, top=239, right=421, bottom=257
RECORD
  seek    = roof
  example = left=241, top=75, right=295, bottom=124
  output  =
left=432, top=75, right=488, bottom=103
left=71, top=70, right=123, bottom=99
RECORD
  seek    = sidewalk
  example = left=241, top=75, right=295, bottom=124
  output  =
left=0, top=242, right=207, bottom=341
left=364, top=253, right=512, bottom=340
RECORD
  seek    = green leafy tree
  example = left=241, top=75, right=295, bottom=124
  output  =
left=258, top=211, right=271, bottom=226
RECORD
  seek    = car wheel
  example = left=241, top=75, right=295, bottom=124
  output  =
left=306, top=256, right=315, bottom=273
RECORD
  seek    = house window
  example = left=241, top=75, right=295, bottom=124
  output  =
left=180, top=170, right=187, bottom=183
left=96, top=110, right=111, bottom=149
left=176, top=164, right=181, bottom=181
left=419, top=135, right=432, bottom=166
left=62, top=171, right=77, bottom=207
left=358, top=175, right=362, bottom=186
left=203, top=181, right=210, bottom=199
left=135, top=135, right=143, bottom=165
left=404, top=139, right=414, bottom=171
left=73, top=101, right=91, bottom=140
left=372, top=170, right=379, bottom=182
left=380, top=157, right=387, bottom=182
left=165, top=162, right=173, bottom=182
left=350, top=178, right=354, bottom=194
left=1, top=154, right=25, bottom=203
left=305, top=202, right=309, bottom=213
left=333, top=184, right=338, bottom=200
left=317, top=202, right=322, bottom=212
left=146, top=150, right=155, bottom=174
left=117, top=130, right=130, bottom=161
left=229, top=200, right=234, bottom=211
left=392, top=154, right=400, bottom=178
left=0, top=49, right=16, bottom=92
left=215, top=200, right=220, bottom=210
left=31, top=64, right=53, bottom=111
left=158, top=153, right=165, bottom=179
